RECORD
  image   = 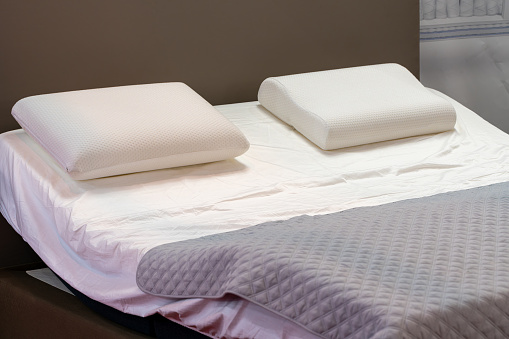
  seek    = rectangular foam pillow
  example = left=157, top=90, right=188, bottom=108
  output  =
left=12, top=83, right=250, bottom=180
left=258, top=63, right=457, bottom=150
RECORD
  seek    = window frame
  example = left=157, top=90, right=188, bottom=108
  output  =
left=420, top=0, right=509, bottom=40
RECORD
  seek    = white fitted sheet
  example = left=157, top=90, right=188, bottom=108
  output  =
left=2, top=89, right=509, bottom=338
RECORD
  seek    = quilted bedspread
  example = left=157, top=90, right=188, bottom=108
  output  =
left=137, top=182, right=509, bottom=339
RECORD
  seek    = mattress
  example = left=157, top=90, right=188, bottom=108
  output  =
left=1, top=89, right=509, bottom=338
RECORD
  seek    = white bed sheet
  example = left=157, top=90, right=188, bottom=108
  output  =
left=1, top=89, right=509, bottom=338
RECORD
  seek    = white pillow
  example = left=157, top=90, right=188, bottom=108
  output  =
left=258, top=63, right=457, bottom=150
left=12, top=82, right=250, bottom=180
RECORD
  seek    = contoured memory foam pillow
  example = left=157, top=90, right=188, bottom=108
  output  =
left=258, top=63, right=457, bottom=150
left=12, top=83, right=250, bottom=180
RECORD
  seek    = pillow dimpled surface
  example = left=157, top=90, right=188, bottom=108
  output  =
left=258, top=63, right=457, bottom=150
left=12, top=82, right=250, bottom=180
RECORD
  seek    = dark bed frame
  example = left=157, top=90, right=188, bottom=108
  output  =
left=0, top=1, right=419, bottom=337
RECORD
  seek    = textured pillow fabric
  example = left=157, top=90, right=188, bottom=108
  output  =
left=12, top=82, right=250, bottom=180
left=258, top=63, right=457, bottom=150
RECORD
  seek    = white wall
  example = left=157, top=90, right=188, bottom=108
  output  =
left=420, top=36, right=509, bottom=133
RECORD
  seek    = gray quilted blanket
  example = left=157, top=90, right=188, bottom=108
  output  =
left=137, top=182, right=509, bottom=339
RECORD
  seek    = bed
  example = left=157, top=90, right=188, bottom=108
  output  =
left=5, top=1, right=508, bottom=339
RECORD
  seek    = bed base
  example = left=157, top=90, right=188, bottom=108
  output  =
left=0, top=267, right=150, bottom=338
left=0, top=218, right=42, bottom=269
left=0, top=266, right=209, bottom=338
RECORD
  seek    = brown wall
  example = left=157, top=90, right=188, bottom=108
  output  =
left=0, top=0, right=419, bottom=133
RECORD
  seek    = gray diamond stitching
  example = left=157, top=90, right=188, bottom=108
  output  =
left=137, top=182, right=509, bottom=338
